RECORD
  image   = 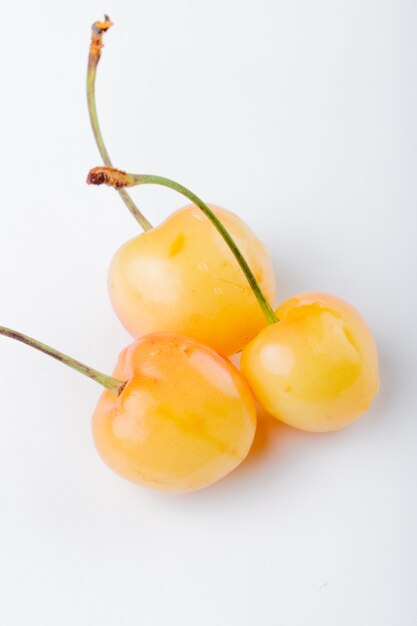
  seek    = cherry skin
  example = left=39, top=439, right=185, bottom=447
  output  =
left=108, top=204, right=276, bottom=356
left=92, top=333, right=257, bottom=492
left=241, top=292, right=379, bottom=432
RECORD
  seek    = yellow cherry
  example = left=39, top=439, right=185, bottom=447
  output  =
left=0, top=325, right=256, bottom=493
left=87, top=24, right=276, bottom=358
left=241, top=293, right=379, bottom=432
left=107, top=204, right=276, bottom=355
left=92, top=333, right=257, bottom=492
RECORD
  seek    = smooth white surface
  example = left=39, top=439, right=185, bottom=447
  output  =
left=0, top=1, right=416, bottom=624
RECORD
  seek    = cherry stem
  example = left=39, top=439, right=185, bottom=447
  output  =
left=87, top=16, right=153, bottom=231
left=0, top=326, right=125, bottom=396
left=87, top=167, right=279, bottom=325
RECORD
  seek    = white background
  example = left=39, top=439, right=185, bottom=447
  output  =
left=0, top=1, right=416, bottom=624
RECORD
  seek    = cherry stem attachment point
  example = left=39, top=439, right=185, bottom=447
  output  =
left=87, top=16, right=152, bottom=231
left=0, top=326, right=125, bottom=396
left=87, top=166, right=279, bottom=325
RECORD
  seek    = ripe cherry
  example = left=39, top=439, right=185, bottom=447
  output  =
left=86, top=19, right=276, bottom=356
left=93, top=333, right=256, bottom=491
left=106, top=204, right=275, bottom=355
left=241, top=293, right=379, bottom=432
left=0, top=327, right=256, bottom=492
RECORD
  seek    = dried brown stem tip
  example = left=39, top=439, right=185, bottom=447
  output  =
left=87, top=166, right=129, bottom=190
left=89, top=15, right=113, bottom=63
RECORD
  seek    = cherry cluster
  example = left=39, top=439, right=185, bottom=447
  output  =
left=0, top=18, right=379, bottom=494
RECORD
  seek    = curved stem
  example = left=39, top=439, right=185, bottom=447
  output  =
left=87, top=167, right=278, bottom=325
left=87, top=17, right=152, bottom=231
left=0, top=326, right=125, bottom=396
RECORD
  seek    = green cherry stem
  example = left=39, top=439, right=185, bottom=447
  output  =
left=87, top=166, right=279, bottom=325
left=87, top=16, right=153, bottom=231
left=0, top=326, right=125, bottom=396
